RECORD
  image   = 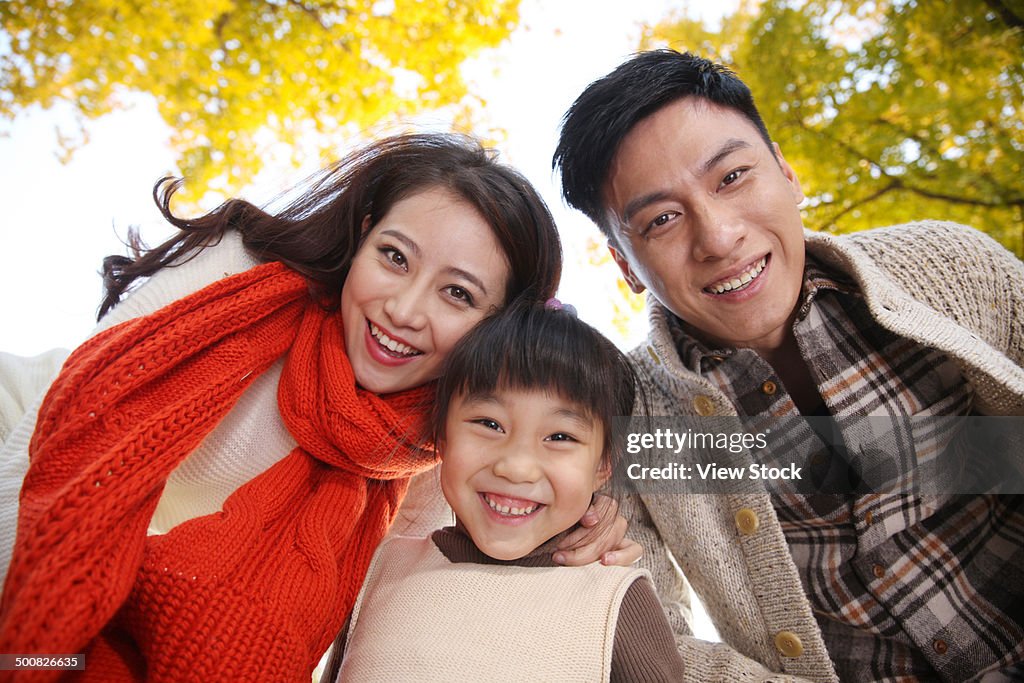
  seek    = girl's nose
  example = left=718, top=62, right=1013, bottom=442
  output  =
left=491, top=444, right=542, bottom=484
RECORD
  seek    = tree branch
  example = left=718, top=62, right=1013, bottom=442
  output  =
left=984, top=0, right=1024, bottom=30
left=900, top=183, right=1024, bottom=208
left=819, top=182, right=903, bottom=227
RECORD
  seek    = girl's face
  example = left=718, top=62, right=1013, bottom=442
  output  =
left=440, top=387, right=608, bottom=561
left=341, top=187, right=510, bottom=394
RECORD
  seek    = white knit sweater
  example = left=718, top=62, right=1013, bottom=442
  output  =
left=624, top=221, right=1024, bottom=682
left=0, top=232, right=451, bottom=580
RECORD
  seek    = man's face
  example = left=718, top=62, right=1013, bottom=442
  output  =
left=603, top=97, right=806, bottom=353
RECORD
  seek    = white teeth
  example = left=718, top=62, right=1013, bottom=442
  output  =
left=707, top=257, right=767, bottom=295
left=484, top=494, right=538, bottom=517
left=369, top=323, right=421, bottom=356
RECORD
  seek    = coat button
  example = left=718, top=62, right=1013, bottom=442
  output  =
left=693, top=395, right=716, bottom=416
left=775, top=631, right=804, bottom=658
left=933, top=639, right=948, bottom=655
left=761, top=380, right=777, bottom=395
left=735, top=508, right=760, bottom=535
left=872, top=564, right=886, bottom=579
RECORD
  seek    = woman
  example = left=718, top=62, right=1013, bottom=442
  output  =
left=0, top=133, right=635, bottom=681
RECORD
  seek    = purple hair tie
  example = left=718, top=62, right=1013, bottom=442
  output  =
left=545, top=297, right=577, bottom=317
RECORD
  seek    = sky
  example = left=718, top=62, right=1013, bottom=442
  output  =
left=0, top=0, right=739, bottom=357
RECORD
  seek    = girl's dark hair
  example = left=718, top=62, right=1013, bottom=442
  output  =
left=432, top=301, right=639, bottom=469
left=100, top=132, right=562, bottom=318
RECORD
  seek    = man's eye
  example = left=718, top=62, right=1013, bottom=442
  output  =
left=645, top=212, right=678, bottom=233
left=721, top=168, right=746, bottom=187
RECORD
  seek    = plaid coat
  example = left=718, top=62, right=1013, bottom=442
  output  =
left=625, top=221, right=1024, bottom=682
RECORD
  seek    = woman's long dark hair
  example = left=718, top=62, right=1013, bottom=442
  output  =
left=99, top=133, right=563, bottom=319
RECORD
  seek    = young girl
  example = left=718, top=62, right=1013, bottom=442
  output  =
left=0, top=133, right=636, bottom=681
left=333, top=301, right=685, bottom=682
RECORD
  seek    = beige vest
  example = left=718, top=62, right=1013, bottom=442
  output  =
left=339, top=536, right=648, bottom=682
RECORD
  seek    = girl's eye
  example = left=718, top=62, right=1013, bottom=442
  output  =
left=472, top=418, right=503, bottom=433
left=445, top=285, right=475, bottom=307
left=379, top=246, right=407, bottom=269
left=546, top=432, right=578, bottom=443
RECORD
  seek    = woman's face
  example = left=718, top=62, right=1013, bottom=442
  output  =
left=341, top=187, right=510, bottom=394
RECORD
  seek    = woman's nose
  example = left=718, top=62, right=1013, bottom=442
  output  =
left=383, top=280, right=429, bottom=330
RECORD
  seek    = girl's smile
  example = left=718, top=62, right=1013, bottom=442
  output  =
left=480, top=492, right=544, bottom=523
left=440, top=388, right=608, bottom=560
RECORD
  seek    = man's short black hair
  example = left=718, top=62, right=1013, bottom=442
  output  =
left=553, top=49, right=774, bottom=240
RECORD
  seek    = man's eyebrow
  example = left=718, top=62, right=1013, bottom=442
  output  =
left=380, top=228, right=488, bottom=295
left=619, top=138, right=754, bottom=226
left=621, top=191, right=671, bottom=227
left=701, top=138, right=752, bottom=176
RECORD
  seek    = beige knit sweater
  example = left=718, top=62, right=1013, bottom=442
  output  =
left=340, top=535, right=649, bottom=682
left=624, top=221, right=1024, bottom=682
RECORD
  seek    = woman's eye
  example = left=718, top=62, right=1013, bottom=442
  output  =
left=445, top=285, right=475, bottom=307
left=379, top=246, right=407, bottom=269
left=472, top=418, right=503, bottom=432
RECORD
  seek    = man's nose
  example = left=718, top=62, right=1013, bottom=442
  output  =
left=690, top=203, right=746, bottom=261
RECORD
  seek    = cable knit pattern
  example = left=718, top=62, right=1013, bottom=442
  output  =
left=0, top=261, right=436, bottom=682
left=624, top=222, right=1024, bottom=682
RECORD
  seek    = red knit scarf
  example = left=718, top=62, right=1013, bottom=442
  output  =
left=0, top=262, right=436, bottom=682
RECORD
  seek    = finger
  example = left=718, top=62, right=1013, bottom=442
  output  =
left=556, top=524, right=593, bottom=552
left=554, top=521, right=614, bottom=565
left=553, top=542, right=604, bottom=566
left=602, top=538, right=643, bottom=566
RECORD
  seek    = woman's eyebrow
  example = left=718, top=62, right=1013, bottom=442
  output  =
left=379, top=229, right=420, bottom=257
left=379, top=228, right=488, bottom=295
left=445, top=266, right=488, bottom=296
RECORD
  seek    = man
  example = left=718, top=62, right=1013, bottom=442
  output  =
left=554, top=49, right=1024, bottom=682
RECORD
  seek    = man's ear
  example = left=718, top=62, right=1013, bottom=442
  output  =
left=772, top=142, right=805, bottom=205
left=608, top=244, right=646, bottom=295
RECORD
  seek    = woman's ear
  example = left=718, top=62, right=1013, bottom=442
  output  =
left=360, top=214, right=373, bottom=237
